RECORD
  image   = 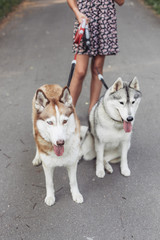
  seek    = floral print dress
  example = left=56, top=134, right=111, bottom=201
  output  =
left=72, top=0, right=119, bottom=56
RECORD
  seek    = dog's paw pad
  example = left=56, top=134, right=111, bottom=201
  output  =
left=32, top=157, right=42, bottom=166
left=121, top=168, right=131, bottom=177
left=105, top=164, right=113, bottom=174
left=72, top=192, right=84, bottom=204
left=96, top=169, right=105, bottom=178
left=45, top=196, right=55, bottom=206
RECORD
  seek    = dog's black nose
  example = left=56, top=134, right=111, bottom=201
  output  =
left=56, top=140, right=65, bottom=146
left=127, top=116, right=133, bottom=122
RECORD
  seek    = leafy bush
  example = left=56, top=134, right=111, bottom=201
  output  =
left=0, top=0, right=23, bottom=20
left=144, top=0, right=160, bottom=14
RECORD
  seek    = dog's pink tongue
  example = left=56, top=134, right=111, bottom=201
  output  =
left=123, top=121, right=132, bottom=133
left=53, top=145, right=64, bottom=156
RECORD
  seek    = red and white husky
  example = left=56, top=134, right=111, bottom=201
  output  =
left=32, top=84, right=83, bottom=206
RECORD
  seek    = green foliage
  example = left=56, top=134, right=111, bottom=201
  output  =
left=0, top=0, right=23, bottom=20
left=144, top=0, right=160, bottom=14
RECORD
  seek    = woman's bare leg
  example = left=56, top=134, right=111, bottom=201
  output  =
left=69, top=54, right=89, bottom=106
left=89, top=55, right=105, bottom=112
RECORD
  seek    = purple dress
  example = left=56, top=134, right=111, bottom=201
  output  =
left=73, top=0, right=119, bottom=56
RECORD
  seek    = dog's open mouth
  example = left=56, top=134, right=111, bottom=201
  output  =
left=123, top=121, right=132, bottom=133
left=53, top=145, right=64, bottom=157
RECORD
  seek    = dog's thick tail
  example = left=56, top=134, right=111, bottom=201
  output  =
left=80, top=126, right=96, bottom=161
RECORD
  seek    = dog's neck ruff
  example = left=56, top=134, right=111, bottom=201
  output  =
left=102, top=97, right=122, bottom=124
left=110, top=116, right=123, bottom=124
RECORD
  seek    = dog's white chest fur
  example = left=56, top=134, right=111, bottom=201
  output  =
left=96, top=124, right=131, bottom=149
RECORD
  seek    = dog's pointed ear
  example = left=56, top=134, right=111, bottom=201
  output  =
left=35, top=89, right=49, bottom=113
left=129, top=77, right=140, bottom=91
left=59, top=86, right=72, bottom=107
left=110, top=77, right=123, bottom=93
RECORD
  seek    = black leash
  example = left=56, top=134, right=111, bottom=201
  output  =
left=96, top=68, right=108, bottom=90
left=67, top=19, right=89, bottom=88
left=67, top=60, right=76, bottom=88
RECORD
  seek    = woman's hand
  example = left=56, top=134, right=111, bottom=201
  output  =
left=74, top=9, right=89, bottom=24
left=67, top=0, right=89, bottom=24
left=114, top=0, right=124, bottom=6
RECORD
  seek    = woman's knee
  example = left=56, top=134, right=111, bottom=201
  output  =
left=74, top=54, right=89, bottom=80
left=75, top=66, right=87, bottom=80
left=91, top=64, right=102, bottom=75
left=91, top=56, right=105, bottom=75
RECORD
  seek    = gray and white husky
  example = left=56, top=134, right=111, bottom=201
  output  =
left=82, top=77, right=142, bottom=178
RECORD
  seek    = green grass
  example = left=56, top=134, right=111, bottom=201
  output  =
left=0, top=0, right=23, bottom=21
left=144, top=0, right=160, bottom=14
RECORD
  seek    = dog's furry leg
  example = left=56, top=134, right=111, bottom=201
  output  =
left=81, top=130, right=96, bottom=161
left=67, top=163, right=84, bottom=204
left=105, top=162, right=113, bottom=174
left=120, top=141, right=131, bottom=177
left=95, top=139, right=105, bottom=178
left=42, top=164, right=55, bottom=206
left=32, top=147, right=42, bottom=166
left=104, top=150, right=120, bottom=173
left=80, top=126, right=88, bottom=141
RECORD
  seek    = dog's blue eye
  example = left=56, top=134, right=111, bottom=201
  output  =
left=47, top=121, right=53, bottom=125
left=120, top=102, right=124, bottom=105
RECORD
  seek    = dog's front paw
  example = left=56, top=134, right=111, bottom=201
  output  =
left=32, top=157, right=42, bottom=166
left=105, top=163, right=113, bottom=174
left=96, top=168, right=105, bottom=178
left=45, top=195, right=55, bottom=206
left=121, top=167, right=131, bottom=177
left=72, top=192, right=84, bottom=204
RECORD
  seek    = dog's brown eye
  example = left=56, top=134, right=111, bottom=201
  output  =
left=63, top=120, right=68, bottom=125
left=132, top=101, right=135, bottom=104
left=47, top=121, right=53, bottom=125
left=120, top=101, right=124, bottom=105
